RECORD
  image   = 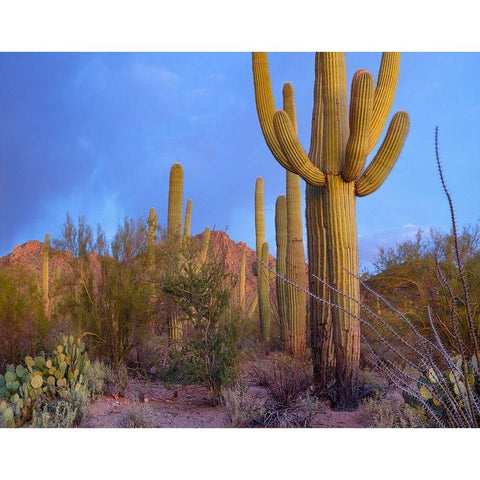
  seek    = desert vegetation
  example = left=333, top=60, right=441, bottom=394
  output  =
left=1, top=52, right=478, bottom=429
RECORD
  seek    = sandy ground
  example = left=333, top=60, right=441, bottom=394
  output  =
left=80, top=377, right=370, bottom=428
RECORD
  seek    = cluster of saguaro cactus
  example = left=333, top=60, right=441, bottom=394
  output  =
left=255, top=177, right=271, bottom=343
left=253, top=52, right=409, bottom=410
left=0, top=335, right=91, bottom=427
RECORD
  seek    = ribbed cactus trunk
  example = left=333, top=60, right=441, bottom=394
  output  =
left=255, top=178, right=271, bottom=344
left=42, top=233, right=50, bottom=319
left=282, top=85, right=308, bottom=356
left=183, top=199, right=192, bottom=241
left=167, top=163, right=184, bottom=340
left=198, top=226, right=211, bottom=267
left=252, top=52, right=409, bottom=410
left=275, top=195, right=288, bottom=346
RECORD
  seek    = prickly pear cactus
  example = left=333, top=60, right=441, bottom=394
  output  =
left=0, top=335, right=92, bottom=427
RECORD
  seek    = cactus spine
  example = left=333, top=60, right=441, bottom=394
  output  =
left=184, top=199, right=192, bottom=241
left=255, top=178, right=270, bottom=343
left=147, top=207, right=157, bottom=268
left=42, top=233, right=50, bottom=319
left=253, top=52, right=409, bottom=410
left=275, top=195, right=288, bottom=346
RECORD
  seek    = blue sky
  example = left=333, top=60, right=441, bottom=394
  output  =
left=0, top=52, right=479, bottom=269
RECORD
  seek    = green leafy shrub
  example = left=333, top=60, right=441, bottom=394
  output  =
left=160, top=250, right=239, bottom=405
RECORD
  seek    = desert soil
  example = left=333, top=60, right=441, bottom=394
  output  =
left=80, top=378, right=371, bottom=428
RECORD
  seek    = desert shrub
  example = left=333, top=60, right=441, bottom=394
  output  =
left=30, top=384, right=91, bottom=428
left=101, top=362, right=129, bottom=397
left=358, top=367, right=389, bottom=399
left=122, top=403, right=155, bottom=428
left=84, top=360, right=106, bottom=400
left=160, top=250, right=239, bottom=405
left=222, top=383, right=265, bottom=427
left=0, top=266, right=48, bottom=371
left=253, top=355, right=312, bottom=407
left=252, top=355, right=317, bottom=427
left=360, top=393, right=430, bottom=428
left=54, top=215, right=153, bottom=368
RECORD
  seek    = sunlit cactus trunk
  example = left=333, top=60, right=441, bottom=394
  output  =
left=252, top=52, right=409, bottom=410
left=255, top=177, right=271, bottom=344
left=183, top=199, right=192, bottom=242
left=275, top=195, right=288, bottom=345
left=167, top=163, right=184, bottom=341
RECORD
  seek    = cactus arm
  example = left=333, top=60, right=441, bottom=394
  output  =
left=355, top=111, right=410, bottom=197
left=252, top=53, right=299, bottom=174
left=342, top=70, right=374, bottom=181
left=368, top=52, right=401, bottom=153
left=273, top=111, right=326, bottom=187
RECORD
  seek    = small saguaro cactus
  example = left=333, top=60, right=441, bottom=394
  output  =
left=275, top=195, right=288, bottom=346
left=198, top=226, right=211, bottom=267
left=255, top=177, right=271, bottom=344
left=184, top=199, right=193, bottom=241
left=147, top=207, right=158, bottom=268
left=42, top=233, right=50, bottom=319
left=253, top=52, right=409, bottom=410
left=259, top=241, right=271, bottom=343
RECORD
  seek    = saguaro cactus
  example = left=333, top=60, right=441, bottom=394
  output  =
left=167, top=163, right=185, bottom=340
left=42, top=233, right=50, bottom=318
left=255, top=178, right=271, bottom=344
left=252, top=52, right=409, bottom=410
left=275, top=195, right=288, bottom=346
left=259, top=241, right=271, bottom=342
left=168, top=163, right=184, bottom=241
left=198, top=226, right=211, bottom=267
left=184, top=199, right=192, bottom=241
left=283, top=84, right=308, bottom=357
left=147, top=207, right=157, bottom=268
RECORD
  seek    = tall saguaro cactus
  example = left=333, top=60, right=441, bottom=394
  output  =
left=168, top=163, right=184, bottom=241
left=42, top=233, right=50, bottom=319
left=255, top=178, right=271, bottom=343
left=283, top=84, right=307, bottom=357
left=167, top=163, right=185, bottom=340
left=275, top=195, right=288, bottom=346
left=252, top=52, right=409, bottom=410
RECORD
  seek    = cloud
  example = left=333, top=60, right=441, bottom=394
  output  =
left=359, top=224, right=426, bottom=269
